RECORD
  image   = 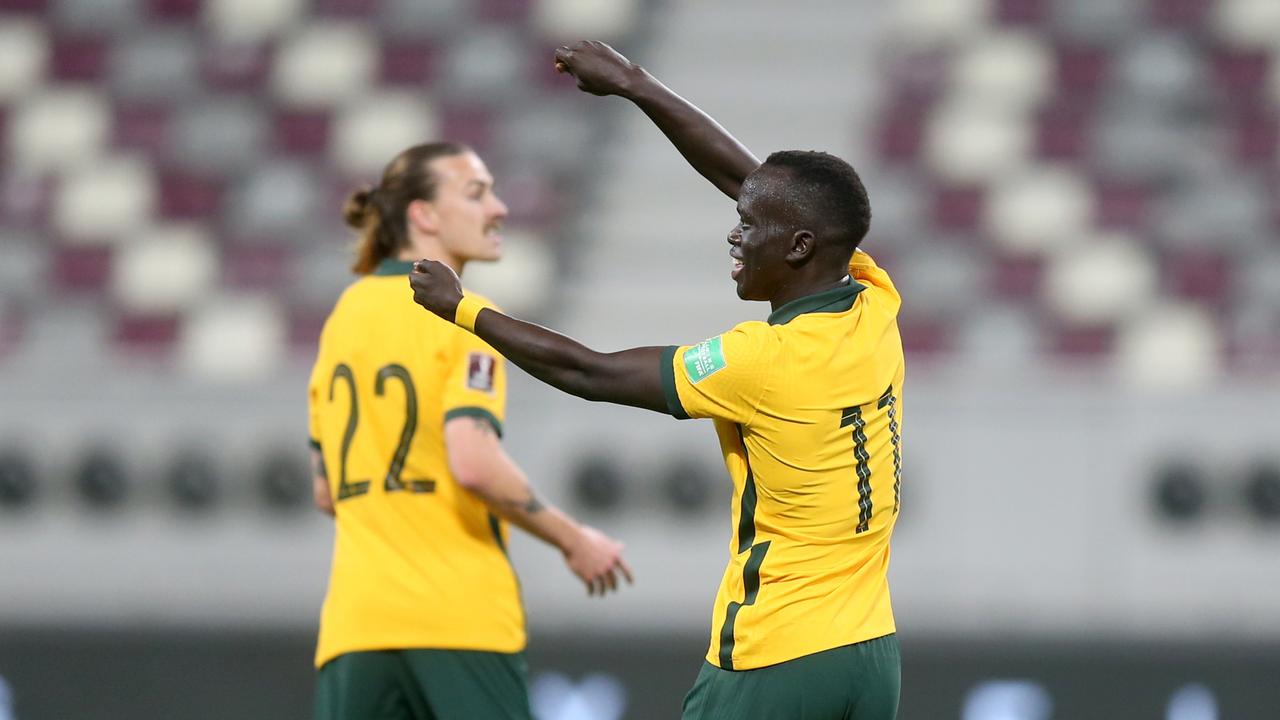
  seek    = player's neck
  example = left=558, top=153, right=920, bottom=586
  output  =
left=768, top=271, right=852, bottom=312
left=396, top=245, right=465, bottom=277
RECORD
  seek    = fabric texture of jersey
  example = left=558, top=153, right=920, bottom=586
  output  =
left=308, top=259, right=524, bottom=668
left=659, top=250, right=905, bottom=671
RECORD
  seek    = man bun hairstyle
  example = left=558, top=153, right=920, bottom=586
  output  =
left=763, top=150, right=871, bottom=250
left=347, top=141, right=471, bottom=275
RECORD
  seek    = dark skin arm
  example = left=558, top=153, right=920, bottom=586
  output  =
left=555, top=41, right=760, bottom=201
left=409, top=261, right=669, bottom=414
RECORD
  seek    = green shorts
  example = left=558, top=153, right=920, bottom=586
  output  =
left=681, top=634, right=901, bottom=720
left=314, top=649, right=532, bottom=720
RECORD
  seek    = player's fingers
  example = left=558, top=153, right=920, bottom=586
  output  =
left=603, top=568, right=617, bottom=593
left=617, top=557, right=635, bottom=585
left=554, top=47, right=572, bottom=68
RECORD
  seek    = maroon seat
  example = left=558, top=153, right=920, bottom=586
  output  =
left=1231, top=109, right=1277, bottom=165
left=222, top=244, right=292, bottom=290
left=477, top=0, right=532, bottom=23
left=876, top=103, right=925, bottom=166
left=380, top=42, right=437, bottom=86
left=1164, top=248, right=1231, bottom=305
left=898, top=315, right=951, bottom=357
left=49, top=245, right=113, bottom=293
left=989, top=252, right=1045, bottom=301
left=112, top=103, right=170, bottom=156
left=0, top=0, right=49, bottom=13
left=49, top=35, right=109, bottom=83
left=114, top=311, right=180, bottom=353
left=202, top=43, right=273, bottom=93
left=1147, top=0, right=1212, bottom=29
left=287, top=304, right=329, bottom=354
left=157, top=170, right=223, bottom=220
left=1049, top=321, right=1115, bottom=358
left=273, top=110, right=331, bottom=155
left=439, top=104, right=493, bottom=156
left=932, top=184, right=985, bottom=233
left=1055, top=45, right=1110, bottom=101
left=1094, top=181, right=1150, bottom=231
left=995, top=0, right=1047, bottom=26
left=314, top=0, right=380, bottom=17
left=1036, top=102, right=1089, bottom=162
left=1211, top=49, right=1269, bottom=106
left=1, top=173, right=53, bottom=229
left=147, top=0, right=201, bottom=20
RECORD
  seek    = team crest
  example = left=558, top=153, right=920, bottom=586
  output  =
left=467, top=352, right=497, bottom=392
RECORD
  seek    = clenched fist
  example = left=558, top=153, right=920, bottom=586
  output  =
left=409, top=259, right=464, bottom=321
left=554, top=40, right=643, bottom=97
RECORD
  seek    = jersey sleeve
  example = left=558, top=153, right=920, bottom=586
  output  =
left=848, top=250, right=901, bottom=312
left=659, top=322, right=778, bottom=424
left=441, top=326, right=508, bottom=438
left=306, top=318, right=333, bottom=451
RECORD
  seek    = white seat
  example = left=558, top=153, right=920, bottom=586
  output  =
left=111, top=225, right=219, bottom=313
left=986, top=166, right=1095, bottom=254
left=926, top=100, right=1031, bottom=183
left=0, top=20, right=48, bottom=100
left=8, top=88, right=109, bottom=172
left=464, top=229, right=555, bottom=317
left=890, top=0, right=991, bottom=47
left=1116, top=304, right=1221, bottom=390
left=1043, top=233, right=1157, bottom=325
left=272, top=22, right=377, bottom=107
left=532, top=0, right=638, bottom=40
left=1214, top=0, right=1280, bottom=49
left=952, top=32, right=1054, bottom=112
left=178, top=294, right=286, bottom=381
left=331, top=91, right=438, bottom=175
left=204, top=0, right=306, bottom=42
left=54, top=155, right=156, bottom=242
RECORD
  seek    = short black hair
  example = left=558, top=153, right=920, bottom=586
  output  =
left=762, top=150, right=871, bottom=249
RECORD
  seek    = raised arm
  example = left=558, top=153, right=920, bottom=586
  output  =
left=409, top=261, right=669, bottom=414
left=555, top=41, right=760, bottom=200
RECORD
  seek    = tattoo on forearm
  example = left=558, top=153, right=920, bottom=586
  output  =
left=499, top=491, right=545, bottom=515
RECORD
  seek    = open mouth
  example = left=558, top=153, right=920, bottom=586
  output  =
left=730, top=256, right=744, bottom=280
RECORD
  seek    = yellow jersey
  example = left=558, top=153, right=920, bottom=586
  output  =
left=308, top=259, right=523, bottom=668
left=659, top=250, right=904, bottom=671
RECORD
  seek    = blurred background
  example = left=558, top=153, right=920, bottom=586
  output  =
left=1, top=0, right=1279, bottom=717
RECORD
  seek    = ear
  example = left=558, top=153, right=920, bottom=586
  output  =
left=406, top=199, right=439, bottom=235
left=784, top=230, right=815, bottom=265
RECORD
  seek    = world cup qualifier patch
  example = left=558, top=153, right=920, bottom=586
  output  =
left=682, top=337, right=727, bottom=383
left=467, top=352, right=497, bottom=392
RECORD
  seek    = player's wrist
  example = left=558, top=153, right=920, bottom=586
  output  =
left=619, top=63, right=655, bottom=101
left=454, top=294, right=485, bottom=333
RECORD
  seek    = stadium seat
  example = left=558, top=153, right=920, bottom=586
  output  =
left=1214, top=0, right=1280, bottom=48
left=890, top=0, right=992, bottom=47
left=271, top=22, right=377, bottom=107
left=272, top=109, right=331, bottom=156
left=8, top=87, right=110, bottom=171
left=0, top=19, right=49, bottom=100
left=48, top=33, right=106, bottom=83
left=951, top=31, right=1053, bottom=110
left=1116, top=303, right=1220, bottom=388
left=156, top=170, right=224, bottom=221
left=985, top=166, right=1094, bottom=254
left=204, top=0, right=305, bottom=42
left=1051, top=0, right=1140, bottom=42
left=52, top=0, right=141, bottom=32
left=111, top=224, right=219, bottom=313
left=440, top=26, right=531, bottom=102
left=463, top=229, right=554, bottom=316
left=110, top=28, right=200, bottom=101
left=52, top=155, right=156, bottom=240
left=330, top=91, right=439, bottom=175
left=111, top=102, right=169, bottom=156
left=378, top=0, right=471, bottom=40
left=1042, top=233, right=1158, bottom=324
left=226, top=161, right=323, bottom=237
left=531, top=0, right=637, bottom=40
left=169, top=98, right=268, bottom=174
left=178, top=294, right=286, bottom=381
left=926, top=99, right=1031, bottom=183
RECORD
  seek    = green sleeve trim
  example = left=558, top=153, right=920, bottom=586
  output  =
left=659, top=346, right=690, bottom=420
left=444, top=407, right=505, bottom=438
left=307, top=438, right=321, bottom=451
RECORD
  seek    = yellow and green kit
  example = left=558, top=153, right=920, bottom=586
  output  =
left=661, top=250, right=905, bottom=672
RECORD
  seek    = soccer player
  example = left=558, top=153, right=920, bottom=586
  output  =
left=307, top=142, right=633, bottom=720
left=409, top=44, right=905, bottom=719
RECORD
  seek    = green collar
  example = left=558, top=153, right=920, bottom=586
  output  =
left=767, top=278, right=866, bottom=325
left=373, top=259, right=417, bottom=276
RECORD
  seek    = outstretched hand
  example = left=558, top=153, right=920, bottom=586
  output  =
left=409, top=260, right=464, bottom=321
left=554, top=40, right=641, bottom=97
